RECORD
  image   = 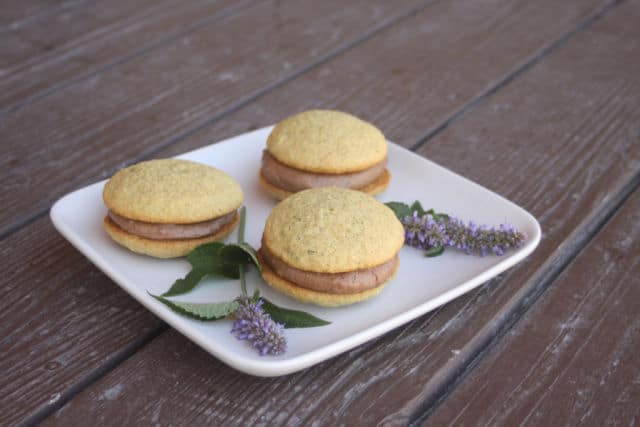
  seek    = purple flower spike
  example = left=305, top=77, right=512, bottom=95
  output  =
left=231, top=297, right=286, bottom=356
left=400, top=211, right=526, bottom=257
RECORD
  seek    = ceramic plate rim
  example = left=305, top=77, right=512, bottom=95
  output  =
left=50, top=125, right=541, bottom=377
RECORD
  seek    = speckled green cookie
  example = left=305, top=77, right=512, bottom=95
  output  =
left=266, top=110, right=387, bottom=174
left=103, top=159, right=243, bottom=224
left=262, top=187, right=404, bottom=273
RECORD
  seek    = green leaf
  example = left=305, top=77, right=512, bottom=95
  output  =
left=425, top=208, right=449, bottom=221
left=150, top=293, right=239, bottom=321
left=385, top=202, right=411, bottom=219
left=162, top=242, right=240, bottom=297
left=385, top=200, right=429, bottom=218
left=187, top=242, right=240, bottom=279
left=221, top=242, right=262, bottom=272
left=409, top=200, right=427, bottom=216
left=251, top=289, right=261, bottom=304
left=162, top=268, right=209, bottom=297
left=261, top=298, right=330, bottom=329
left=386, top=200, right=450, bottom=222
left=425, top=246, right=445, bottom=257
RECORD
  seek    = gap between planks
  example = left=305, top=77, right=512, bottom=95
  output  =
left=19, top=0, right=632, bottom=423
left=0, top=0, right=259, bottom=116
left=8, top=2, right=436, bottom=425
left=0, top=0, right=619, bottom=241
left=409, top=0, right=625, bottom=152
left=410, top=171, right=640, bottom=425
left=0, top=0, right=436, bottom=242
left=16, top=326, right=166, bottom=427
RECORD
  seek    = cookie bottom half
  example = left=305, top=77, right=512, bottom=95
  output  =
left=103, top=212, right=239, bottom=258
left=257, top=251, right=398, bottom=307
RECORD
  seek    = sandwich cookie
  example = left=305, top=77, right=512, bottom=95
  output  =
left=103, top=159, right=243, bottom=258
left=259, top=187, right=404, bottom=306
left=260, top=110, right=391, bottom=200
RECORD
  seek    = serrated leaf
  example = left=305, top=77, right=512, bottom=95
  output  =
left=425, top=246, right=445, bottom=257
left=151, top=293, right=239, bottom=321
left=385, top=202, right=411, bottom=219
left=425, top=208, right=449, bottom=221
left=187, top=242, right=241, bottom=279
left=161, top=268, right=209, bottom=297
left=409, top=200, right=427, bottom=216
left=187, top=241, right=225, bottom=264
left=387, top=201, right=450, bottom=222
left=261, top=298, right=330, bottom=328
left=221, top=243, right=262, bottom=272
left=161, top=242, right=240, bottom=297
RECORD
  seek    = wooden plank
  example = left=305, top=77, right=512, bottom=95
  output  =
left=1, top=0, right=624, bottom=422
left=0, top=0, right=255, bottom=110
left=424, top=188, right=640, bottom=426
left=0, top=0, right=87, bottom=28
left=0, top=217, right=164, bottom=426
left=158, top=0, right=615, bottom=157
left=2, top=0, right=163, bottom=69
left=38, top=0, right=640, bottom=425
left=0, top=0, right=427, bottom=238
left=0, top=2, right=428, bottom=424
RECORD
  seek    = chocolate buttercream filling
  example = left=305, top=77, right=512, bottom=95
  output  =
left=108, top=210, right=236, bottom=240
left=260, top=150, right=387, bottom=192
left=260, top=244, right=398, bottom=294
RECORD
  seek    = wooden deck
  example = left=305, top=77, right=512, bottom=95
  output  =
left=1, top=0, right=639, bottom=425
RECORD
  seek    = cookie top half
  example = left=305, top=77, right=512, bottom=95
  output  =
left=103, top=159, right=243, bottom=224
left=266, top=110, right=387, bottom=174
left=263, top=187, right=404, bottom=273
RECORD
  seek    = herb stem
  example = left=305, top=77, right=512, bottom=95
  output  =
left=238, top=206, right=246, bottom=243
left=238, top=206, right=248, bottom=296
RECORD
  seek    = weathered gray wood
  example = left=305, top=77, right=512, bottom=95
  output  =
left=160, top=0, right=618, bottom=157
left=2, top=0, right=167, bottom=70
left=0, top=0, right=255, bottom=111
left=0, top=1, right=428, bottom=425
left=0, top=0, right=87, bottom=28
left=0, top=218, right=163, bottom=426
left=0, top=0, right=427, bottom=238
left=424, top=188, right=640, bottom=426
left=40, top=0, right=640, bottom=425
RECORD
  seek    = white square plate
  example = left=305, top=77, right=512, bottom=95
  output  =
left=51, top=126, right=540, bottom=377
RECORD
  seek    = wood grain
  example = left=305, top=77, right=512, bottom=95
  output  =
left=0, top=218, right=164, bottom=426
left=424, top=188, right=640, bottom=426
left=0, top=0, right=427, bottom=238
left=2, top=0, right=170, bottom=70
left=155, top=0, right=616, bottom=159
left=0, top=0, right=255, bottom=111
left=0, top=0, right=88, bottom=28
left=0, top=1, right=426, bottom=424
left=40, top=0, right=640, bottom=425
